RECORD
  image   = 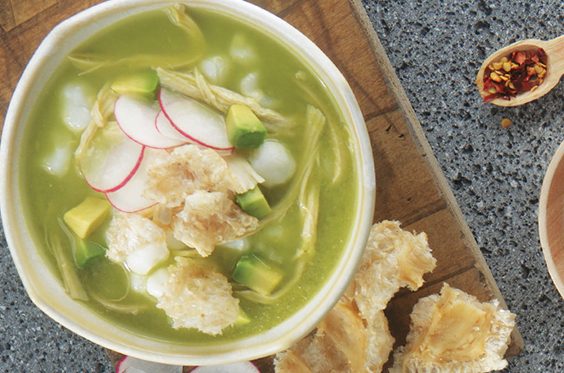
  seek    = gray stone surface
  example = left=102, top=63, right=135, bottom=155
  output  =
left=363, top=0, right=564, bottom=371
left=0, top=0, right=562, bottom=372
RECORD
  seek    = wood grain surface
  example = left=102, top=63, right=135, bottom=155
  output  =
left=0, top=0, right=524, bottom=369
left=540, top=141, right=564, bottom=297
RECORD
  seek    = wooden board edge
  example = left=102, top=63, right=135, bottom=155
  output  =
left=348, top=0, right=524, bottom=354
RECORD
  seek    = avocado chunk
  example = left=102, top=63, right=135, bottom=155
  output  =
left=75, top=240, right=106, bottom=268
left=235, top=308, right=251, bottom=326
left=232, top=254, right=283, bottom=295
left=226, top=104, right=266, bottom=149
left=236, top=186, right=271, bottom=219
left=63, top=197, right=111, bottom=239
left=111, top=71, right=159, bottom=96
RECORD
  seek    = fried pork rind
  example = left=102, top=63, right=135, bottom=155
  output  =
left=155, top=258, right=239, bottom=335
left=276, top=220, right=436, bottom=373
left=173, top=191, right=258, bottom=257
left=317, top=300, right=368, bottom=372
left=354, top=220, right=437, bottom=321
left=274, top=303, right=358, bottom=372
left=274, top=349, right=312, bottom=373
left=275, top=302, right=393, bottom=373
left=390, top=284, right=516, bottom=373
left=366, top=310, right=396, bottom=372
left=144, top=144, right=235, bottom=208
left=105, top=212, right=167, bottom=263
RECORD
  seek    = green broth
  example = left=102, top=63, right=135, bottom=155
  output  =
left=20, top=6, right=358, bottom=344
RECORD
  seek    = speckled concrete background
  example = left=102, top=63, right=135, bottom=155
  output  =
left=0, top=0, right=562, bottom=372
left=363, top=0, right=564, bottom=371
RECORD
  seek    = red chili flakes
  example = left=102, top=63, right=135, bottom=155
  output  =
left=482, top=48, right=547, bottom=102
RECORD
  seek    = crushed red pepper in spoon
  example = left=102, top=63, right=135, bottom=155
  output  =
left=482, top=48, right=547, bottom=102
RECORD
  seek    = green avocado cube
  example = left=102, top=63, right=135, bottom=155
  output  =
left=235, top=309, right=251, bottom=326
left=226, top=104, right=266, bottom=149
left=63, top=197, right=111, bottom=239
left=111, top=71, right=159, bottom=96
left=232, top=254, right=283, bottom=295
left=75, top=240, right=106, bottom=268
left=236, top=186, right=271, bottom=219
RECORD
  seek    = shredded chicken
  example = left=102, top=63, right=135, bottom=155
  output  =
left=155, top=258, right=239, bottom=335
left=144, top=144, right=236, bottom=208
left=224, top=155, right=265, bottom=194
left=157, top=67, right=288, bottom=129
left=173, top=191, right=258, bottom=257
left=74, top=83, right=118, bottom=162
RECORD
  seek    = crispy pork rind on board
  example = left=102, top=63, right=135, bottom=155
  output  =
left=274, top=306, right=394, bottom=373
left=366, top=310, right=396, bottom=372
left=172, top=191, right=258, bottom=256
left=144, top=144, right=236, bottom=208
left=274, top=349, right=313, bottom=373
left=390, top=284, right=516, bottom=373
left=155, top=257, right=239, bottom=335
left=353, top=220, right=437, bottom=321
left=105, top=212, right=167, bottom=263
left=275, top=220, right=436, bottom=373
left=275, top=301, right=363, bottom=372
left=317, top=300, right=369, bottom=372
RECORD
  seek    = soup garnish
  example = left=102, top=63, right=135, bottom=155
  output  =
left=22, top=3, right=358, bottom=342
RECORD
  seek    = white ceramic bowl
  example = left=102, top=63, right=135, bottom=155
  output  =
left=539, top=140, right=564, bottom=298
left=0, top=0, right=375, bottom=366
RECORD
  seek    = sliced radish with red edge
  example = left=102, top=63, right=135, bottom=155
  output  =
left=106, top=148, right=167, bottom=212
left=115, top=355, right=182, bottom=373
left=158, top=88, right=233, bottom=151
left=115, top=95, right=186, bottom=149
left=79, top=122, right=144, bottom=192
left=155, top=110, right=191, bottom=143
left=191, top=361, right=260, bottom=373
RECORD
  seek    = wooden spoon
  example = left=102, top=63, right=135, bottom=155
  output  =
left=539, top=138, right=564, bottom=298
left=476, top=35, right=563, bottom=107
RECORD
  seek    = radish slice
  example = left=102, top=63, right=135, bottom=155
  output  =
left=191, top=362, right=260, bottom=373
left=159, top=88, right=233, bottom=151
left=116, top=355, right=182, bottom=373
left=155, top=110, right=191, bottom=143
left=115, top=95, right=186, bottom=149
left=106, top=149, right=166, bottom=212
left=80, top=122, right=144, bottom=192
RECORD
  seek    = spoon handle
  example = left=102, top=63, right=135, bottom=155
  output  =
left=545, top=35, right=564, bottom=78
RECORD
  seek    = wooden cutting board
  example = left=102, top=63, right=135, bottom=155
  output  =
left=0, top=0, right=524, bottom=369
